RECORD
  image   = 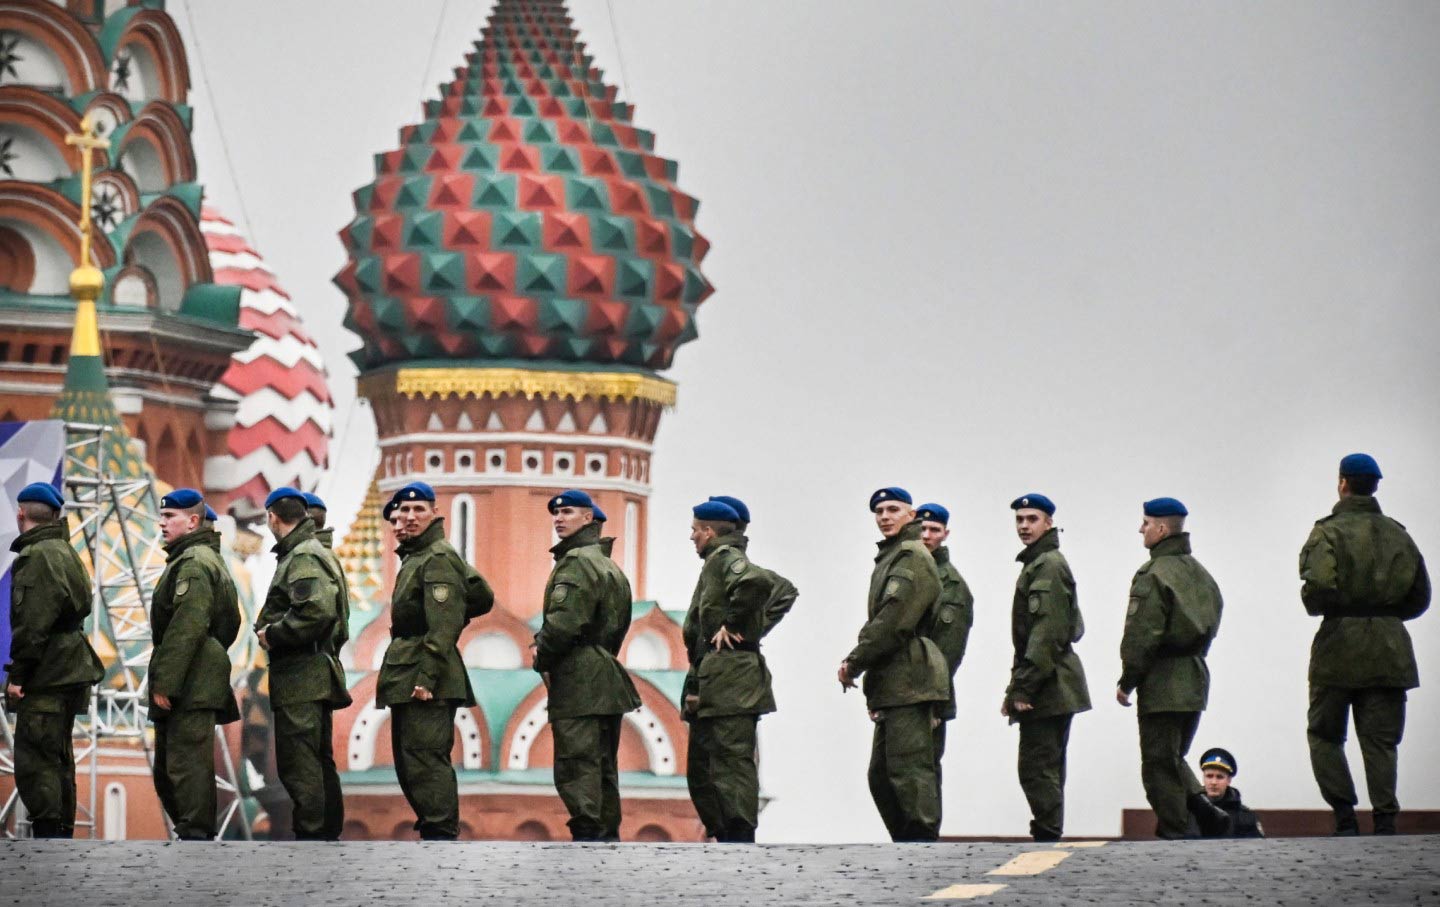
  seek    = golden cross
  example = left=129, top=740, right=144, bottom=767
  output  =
left=64, top=113, right=111, bottom=269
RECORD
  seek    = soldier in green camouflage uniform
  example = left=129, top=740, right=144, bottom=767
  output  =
left=303, top=492, right=351, bottom=682
left=4, top=483, right=104, bottom=838
left=839, top=487, right=949, bottom=842
left=1116, top=498, right=1230, bottom=839
left=150, top=489, right=242, bottom=840
left=1300, top=454, right=1430, bottom=836
left=256, top=488, right=353, bottom=840
left=1004, top=494, right=1090, bottom=842
left=682, top=499, right=776, bottom=842
left=913, top=503, right=974, bottom=813
left=377, top=482, right=492, bottom=840
left=535, top=490, right=640, bottom=841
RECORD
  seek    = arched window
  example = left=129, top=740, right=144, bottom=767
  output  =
left=462, top=632, right=522, bottom=669
left=624, top=631, right=669, bottom=671
left=450, top=494, right=475, bottom=562
left=623, top=501, right=639, bottom=586
left=103, top=782, right=127, bottom=840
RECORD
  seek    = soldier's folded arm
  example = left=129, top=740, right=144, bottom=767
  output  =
left=533, top=567, right=590, bottom=673
left=720, top=561, right=768, bottom=634
left=761, top=576, right=799, bottom=638
left=416, top=558, right=467, bottom=691
left=264, top=558, right=340, bottom=650
left=1397, top=555, right=1431, bottom=621
left=1011, top=578, right=1067, bottom=699
left=149, top=566, right=213, bottom=698
left=846, top=569, right=919, bottom=670
left=1117, top=572, right=1166, bottom=693
left=460, top=555, right=496, bottom=618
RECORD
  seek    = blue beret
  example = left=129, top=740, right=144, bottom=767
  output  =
left=1010, top=493, right=1056, bottom=516
left=1143, top=497, right=1188, bottom=518
left=592, top=504, right=608, bottom=523
left=693, top=500, right=740, bottom=523
left=1339, top=453, right=1382, bottom=479
left=302, top=492, right=326, bottom=510
left=382, top=496, right=400, bottom=521
left=160, top=488, right=204, bottom=510
left=548, top=489, right=595, bottom=513
left=265, top=486, right=307, bottom=509
left=204, top=505, right=218, bottom=522
left=869, top=487, right=912, bottom=511
left=915, top=502, right=950, bottom=526
left=1199, top=747, right=1237, bottom=776
left=17, top=482, right=64, bottom=511
left=396, top=481, right=436, bottom=503
left=708, top=495, right=750, bottom=524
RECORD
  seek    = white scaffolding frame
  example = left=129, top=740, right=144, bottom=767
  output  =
left=0, top=421, right=250, bottom=840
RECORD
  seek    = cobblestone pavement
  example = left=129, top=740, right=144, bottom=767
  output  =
left=2, top=835, right=1436, bottom=906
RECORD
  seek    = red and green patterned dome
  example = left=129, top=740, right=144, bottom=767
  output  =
left=335, top=0, right=713, bottom=372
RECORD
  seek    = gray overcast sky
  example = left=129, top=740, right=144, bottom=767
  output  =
left=174, top=1, right=1440, bottom=841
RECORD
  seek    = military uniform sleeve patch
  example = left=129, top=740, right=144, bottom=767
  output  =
left=730, top=559, right=747, bottom=575
left=1126, top=598, right=1140, bottom=617
left=430, top=583, right=451, bottom=604
left=885, top=578, right=900, bottom=597
left=175, top=579, right=190, bottom=597
left=290, top=578, right=317, bottom=602
left=552, top=584, right=569, bottom=603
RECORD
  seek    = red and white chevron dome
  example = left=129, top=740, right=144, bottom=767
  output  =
left=202, top=206, right=334, bottom=517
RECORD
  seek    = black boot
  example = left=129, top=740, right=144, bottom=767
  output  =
left=1372, top=812, right=1397, bottom=836
left=1187, top=793, right=1232, bottom=837
left=1332, top=804, right=1359, bottom=836
left=29, top=819, right=64, bottom=839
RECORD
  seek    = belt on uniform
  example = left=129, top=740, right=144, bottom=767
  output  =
left=709, top=640, right=761, bottom=654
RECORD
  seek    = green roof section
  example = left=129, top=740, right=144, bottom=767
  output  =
left=178, top=282, right=242, bottom=326
left=468, top=668, right=543, bottom=748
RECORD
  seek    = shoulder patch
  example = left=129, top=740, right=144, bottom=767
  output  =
left=885, top=578, right=900, bottom=597
left=1126, top=598, right=1140, bottom=617
left=730, top=559, right=747, bottom=575
left=175, top=578, right=190, bottom=597
left=1028, top=596, right=1041, bottom=614
left=431, top=583, right=451, bottom=603
left=551, top=584, right=569, bottom=603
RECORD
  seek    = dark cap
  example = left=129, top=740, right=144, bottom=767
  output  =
left=17, top=482, right=64, bottom=511
left=1199, top=747, right=1237, bottom=776
left=915, top=502, right=950, bottom=526
left=869, top=487, right=912, bottom=511
left=1143, top=497, right=1188, bottom=518
left=160, top=488, right=204, bottom=510
left=1339, top=453, right=1381, bottom=479
left=1010, top=493, right=1055, bottom=516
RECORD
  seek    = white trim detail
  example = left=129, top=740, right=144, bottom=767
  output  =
left=455, top=708, right=484, bottom=770
left=506, top=698, right=550, bottom=770
left=625, top=704, right=677, bottom=777
left=378, top=431, right=653, bottom=455
left=348, top=700, right=388, bottom=771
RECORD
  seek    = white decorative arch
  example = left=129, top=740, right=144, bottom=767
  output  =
left=348, top=698, right=484, bottom=771
left=347, top=699, right=388, bottom=771
left=1, top=32, right=68, bottom=92
left=504, top=698, right=677, bottom=777
left=450, top=493, right=475, bottom=562
left=462, top=631, right=522, bottom=669
left=0, top=123, right=69, bottom=181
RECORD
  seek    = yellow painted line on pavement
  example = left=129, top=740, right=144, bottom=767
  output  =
left=921, top=883, right=1009, bottom=900
left=1055, top=840, right=1108, bottom=848
left=986, top=850, right=1072, bottom=876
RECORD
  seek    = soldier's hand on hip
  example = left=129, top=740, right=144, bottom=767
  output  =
left=868, top=710, right=881, bottom=722
left=711, top=626, right=743, bottom=650
left=1011, top=699, right=1033, bottom=713
left=683, top=694, right=699, bottom=715
left=153, top=693, right=172, bottom=710
left=1115, top=685, right=1132, bottom=707
left=5, top=682, right=22, bottom=702
left=412, top=685, right=433, bottom=701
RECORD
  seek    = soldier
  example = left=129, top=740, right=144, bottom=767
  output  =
left=1198, top=748, right=1264, bottom=838
left=913, top=504, right=974, bottom=801
left=838, top=487, right=949, bottom=842
left=255, top=487, right=352, bottom=840
left=1300, top=453, right=1429, bottom=836
left=534, top=489, right=641, bottom=841
left=682, top=499, right=775, bottom=843
left=302, top=491, right=351, bottom=665
left=708, top=495, right=799, bottom=638
left=150, top=488, right=242, bottom=840
left=1115, top=497, right=1230, bottom=839
left=377, top=481, right=492, bottom=840
left=1003, top=493, right=1090, bottom=843
left=3, top=482, right=103, bottom=838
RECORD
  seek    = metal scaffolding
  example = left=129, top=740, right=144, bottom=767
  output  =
left=0, top=421, right=250, bottom=840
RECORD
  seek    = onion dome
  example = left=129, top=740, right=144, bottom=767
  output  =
left=202, top=207, right=333, bottom=517
left=334, top=0, right=713, bottom=372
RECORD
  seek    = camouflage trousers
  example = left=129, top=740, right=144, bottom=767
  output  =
left=1308, top=685, right=1406, bottom=816
left=553, top=715, right=623, bottom=841
left=687, top=714, right=760, bottom=842
left=1017, top=713, right=1073, bottom=842
left=868, top=703, right=940, bottom=842
left=1138, top=711, right=1203, bottom=838
left=14, top=697, right=77, bottom=837
left=274, top=701, right=344, bottom=840
left=391, top=700, right=459, bottom=840
left=153, top=708, right=219, bottom=840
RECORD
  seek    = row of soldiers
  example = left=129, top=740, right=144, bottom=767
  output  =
left=840, top=451, right=1429, bottom=842
left=2, top=451, right=1428, bottom=841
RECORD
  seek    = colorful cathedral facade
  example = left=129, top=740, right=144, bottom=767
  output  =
left=2, top=0, right=719, bottom=842
left=332, top=0, right=714, bottom=841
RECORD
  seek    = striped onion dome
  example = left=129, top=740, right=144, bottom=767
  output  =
left=201, top=206, right=334, bottom=518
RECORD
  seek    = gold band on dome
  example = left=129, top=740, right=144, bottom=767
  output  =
left=364, top=367, right=677, bottom=406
